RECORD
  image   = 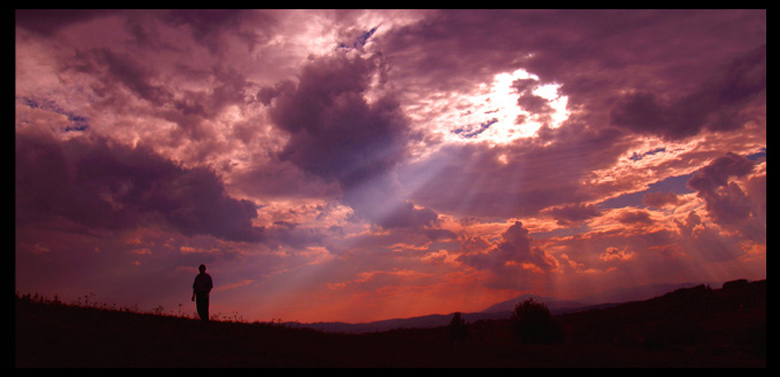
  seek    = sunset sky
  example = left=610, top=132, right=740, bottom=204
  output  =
left=15, top=9, right=765, bottom=324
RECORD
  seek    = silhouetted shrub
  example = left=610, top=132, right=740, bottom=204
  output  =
left=448, top=312, right=469, bottom=344
left=510, top=298, right=563, bottom=344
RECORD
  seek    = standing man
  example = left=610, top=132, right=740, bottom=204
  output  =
left=192, top=264, right=213, bottom=322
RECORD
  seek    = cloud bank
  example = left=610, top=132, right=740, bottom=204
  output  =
left=15, top=10, right=765, bottom=323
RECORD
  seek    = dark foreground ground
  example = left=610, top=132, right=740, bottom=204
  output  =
left=16, top=280, right=765, bottom=367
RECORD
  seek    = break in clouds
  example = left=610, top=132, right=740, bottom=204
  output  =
left=15, top=10, right=765, bottom=323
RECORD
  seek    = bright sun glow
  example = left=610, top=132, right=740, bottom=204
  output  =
left=409, top=68, right=570, bottom=150
left=467, top=68, right=569, bottom=144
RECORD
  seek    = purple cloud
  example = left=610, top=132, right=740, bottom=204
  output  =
left=457, top=221, right=558, bottom=290
left=15, top=9, right=120, bottom=35
left=686, top=152, right=764, bottom=241
left=269, top=53, right=408, bottom=186
left=687, top=152, right=755, bottom=194
left=546, top=204, right=602, bottom=226
left=16, top=132, right=264, bottom=242
left=642, top=191, right=681, bottom=208
left=615, top=210, right=654, bottom=226
left=513, top=78, right=554, bottom=116
left=675, top=211, right=744, bottom=263
left=267, top=53, right=439, bottom=229
left=609, top=45, right=766, bottom=140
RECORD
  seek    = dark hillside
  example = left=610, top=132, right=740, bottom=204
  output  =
left=15, top=279, right=765, bottom=367
left=558, top=280, right=766, bottom=358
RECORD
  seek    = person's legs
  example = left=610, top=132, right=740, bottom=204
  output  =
left=196, top=293, right=209, bottom=321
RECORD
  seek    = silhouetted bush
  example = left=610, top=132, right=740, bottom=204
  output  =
left=510, top=298, right=563, bottom=344
left=448, top=312, right=469, bottom=344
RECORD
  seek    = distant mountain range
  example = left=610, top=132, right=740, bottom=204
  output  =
left=482, top=281, right=717, bottom=313
left=289, top=281, right=717, bottom=333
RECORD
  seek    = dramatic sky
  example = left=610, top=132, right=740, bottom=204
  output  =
left=15, top=9, right=765, bottom=324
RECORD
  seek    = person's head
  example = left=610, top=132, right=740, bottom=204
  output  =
left=199, top=264, right=206, bottom=273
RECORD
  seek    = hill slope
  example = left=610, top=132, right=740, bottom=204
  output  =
left=294, top=281, right=715, bottom=333
left=15, top=279, right=765, bottom=367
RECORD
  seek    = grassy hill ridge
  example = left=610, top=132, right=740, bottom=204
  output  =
left=15, top=279, right=765, bottom=367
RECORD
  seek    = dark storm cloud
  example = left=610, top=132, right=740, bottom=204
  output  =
left=609, top=44, right=766, bottom=140
left=615, top=210, right=654, bottom=226
left=517, top=92, right=553, bottom=115
left=546, top=203, right=602, bottom=226
left=375, top=201, right=438, bottom=230
left=641, top=191, right=681, bottom=208
left=674, top=211, right=743, bottom=263
left=161, top=9, right=244, bottom=40
left=268, top=52, right=439, bottom=229
left=16, top=9, right=122, bottom=36
left=687, top=152, right=755, bottom=194
left=68, top=44, right=254, bottom=143
left=263, top=221, right=329, bottom=250
left=159, top=9, right=271, bottom=53
left=270, top=53, right=406, bottom=185
left=97, top=48, right=173, bottom=105
left=497, top=222, right=556, bottom=271
left=687, top=152, right=762, bottom=238
left=138, top=52, right=249, bottom=117
left=512, top=78, right=553, bottom=115
left=256, top=80, right=296, bottom=106
left=458, top=221, right=557, bottom=287
left=16, top=132, right=264, bottom=243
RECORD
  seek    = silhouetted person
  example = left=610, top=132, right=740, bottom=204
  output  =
left=192, top=264, right=213, bottom=322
